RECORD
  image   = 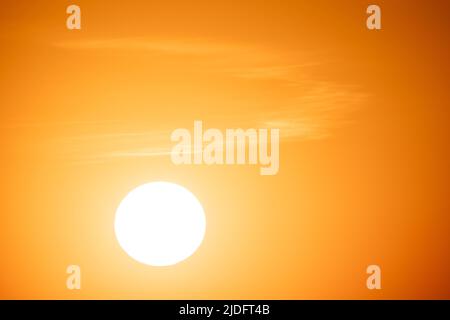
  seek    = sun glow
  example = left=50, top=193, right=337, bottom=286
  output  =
left=114, top=182, right=206, bottom=266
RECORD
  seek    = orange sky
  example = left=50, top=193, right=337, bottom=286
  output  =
left=0, top=0, right=449, bottom=299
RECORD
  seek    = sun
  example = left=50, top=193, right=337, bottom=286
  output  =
left=114, top=182, right=206, bottom=266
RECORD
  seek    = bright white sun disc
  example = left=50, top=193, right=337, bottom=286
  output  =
left=114, top=182, right=206, bottom=266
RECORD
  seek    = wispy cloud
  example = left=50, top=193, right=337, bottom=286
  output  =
left=40, top=37, right=368, bottom=164
left=53, top=37, right=276, bottom=62
left=0, top=119, right=119, bottom=129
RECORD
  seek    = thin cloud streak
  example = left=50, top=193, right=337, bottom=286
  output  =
left=45, top=37, right=368, bottom=164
